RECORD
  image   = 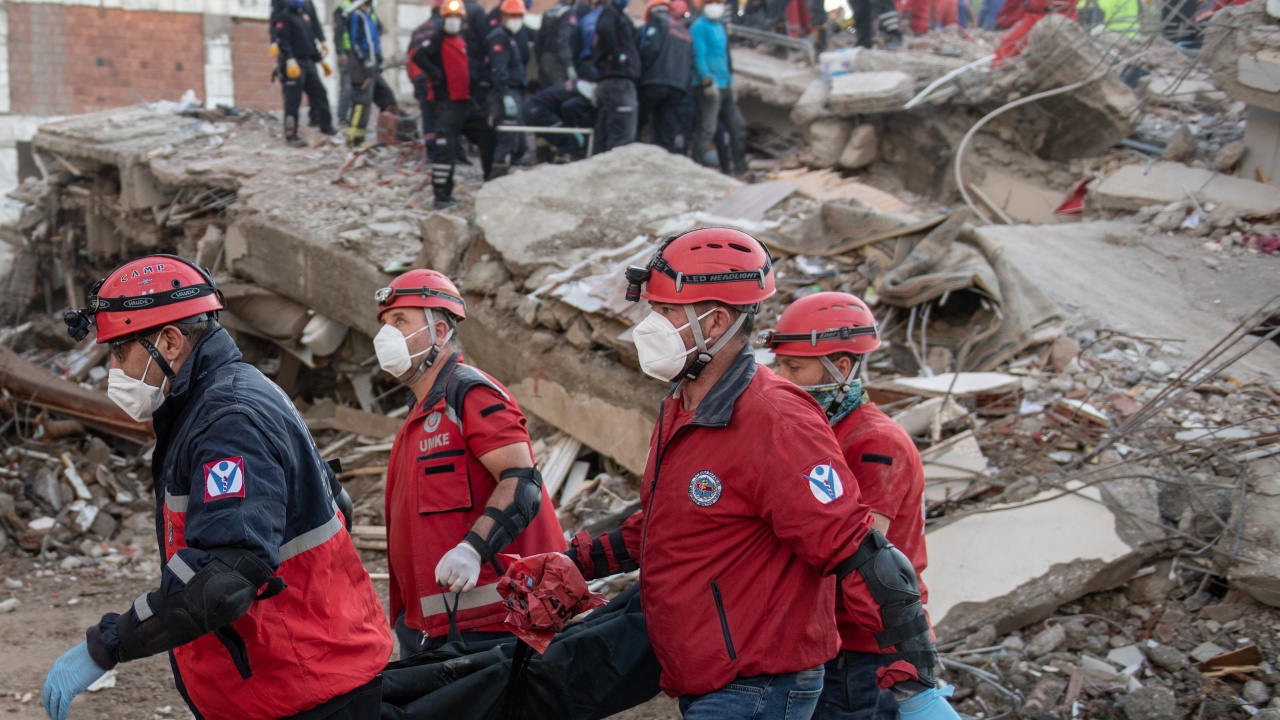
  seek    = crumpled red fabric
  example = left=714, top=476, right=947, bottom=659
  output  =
left=497, top=552, right=608, bottom=653
left=876, top=660, right=921, bottom=689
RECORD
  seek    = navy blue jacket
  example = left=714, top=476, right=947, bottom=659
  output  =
left=487, top=26, right=529, bottom=92
left=95, top=328, right=391, bottom=719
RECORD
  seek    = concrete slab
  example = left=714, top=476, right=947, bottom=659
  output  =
left=731, top=48, right=821, bottom=108
left=981, top=221, right=1280, bottom=382
left=829, top=71, right=914, bottom=116
left=926, top=482, right=1152, bottom=640
left=474, top=144, right=738, bottom=277
left=1093, top=161, right=1280, bottom=216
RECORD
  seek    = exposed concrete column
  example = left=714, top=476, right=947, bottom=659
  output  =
left=203, top=14, right=236, bottom=108
left=0, top=0, right=10, bottom=116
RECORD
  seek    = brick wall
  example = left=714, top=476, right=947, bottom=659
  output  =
left=8, top=5, right=206, bottom=116
left=230, top=18, right=280, bottom=111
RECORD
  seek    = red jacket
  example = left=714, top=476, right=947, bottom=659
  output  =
left=616, top=348, right=892, bottom=697
left=832, top=403, right=929, bottom=654
left=386, top=354, right=566, bottom=639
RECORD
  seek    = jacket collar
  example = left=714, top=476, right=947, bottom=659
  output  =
left=676, top=344, right=757, bottom=428
left=411, top=351, right=460, bottom=413
left=153, top=327, right=243, bottom=429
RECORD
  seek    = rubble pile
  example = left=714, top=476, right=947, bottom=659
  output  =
left=3, top=6, right=1280, bottom=712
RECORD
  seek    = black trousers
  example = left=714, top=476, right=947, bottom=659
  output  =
left=489, top=91, right=529, bottom=168
left=431, top=98, right=496, bottom=200
left=280, top=675, right=382, bottom=720
left=283, top=59, right=334, bottom=135
left=348, top=61, right=397, bottom=144
left=595, top=78, right=638, bottom=153
left=639, top=84, right=688, bottom=154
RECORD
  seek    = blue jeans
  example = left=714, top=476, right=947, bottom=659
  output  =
left=814, top=652, right=899, bottom=720
left=679, top=666, right=824, bottom=720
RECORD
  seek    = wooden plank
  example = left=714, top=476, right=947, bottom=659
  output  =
left=540, top=434, right=583, bottom=501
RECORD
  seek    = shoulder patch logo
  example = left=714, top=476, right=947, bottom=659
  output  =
left=204, top=457, right=246, bottom=502
left=688, top=470, right=722, bottom=507
left=805, top=459, right=843, bottom=505
left=424, top=411, right=442, bottom=433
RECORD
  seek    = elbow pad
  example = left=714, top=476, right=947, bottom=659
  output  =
left=835, top=530, right=937, bottom=688
left=464, top=466, right=544, bottom=573
left=112, top=549, right=282, bottom=671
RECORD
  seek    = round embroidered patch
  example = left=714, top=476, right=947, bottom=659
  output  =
left=424, top=411, right=442, bottom=433
left=688, top=470, right=722, bottom=507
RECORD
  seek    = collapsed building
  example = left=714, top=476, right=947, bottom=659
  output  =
left=2, top=5, right=1280, bottom=718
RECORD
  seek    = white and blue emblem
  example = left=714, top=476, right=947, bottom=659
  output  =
left=688, top=470, right=722, bottom=507
left=424, top=411, right=442, bottom=433
left=203, top=456, right=246, bottom=501
left=805, top=460, right=843, bottom=505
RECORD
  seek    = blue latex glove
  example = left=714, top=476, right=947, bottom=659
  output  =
left=898, top=686, right=960, bottom=720
left=42, top=642, right=108, bottom=720
left=503, top=95, right=518, bottom=119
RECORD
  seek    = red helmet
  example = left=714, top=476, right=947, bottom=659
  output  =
left=626, top=227, right=775, bottom=307
left=765, top=292, right=880, bottom=357
left=66, top=255, right=224, bottom=344
left=375, top=269, right=466, bottom=322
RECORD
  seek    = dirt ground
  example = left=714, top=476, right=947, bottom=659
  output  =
left=0, top=550, right=679, bottom=720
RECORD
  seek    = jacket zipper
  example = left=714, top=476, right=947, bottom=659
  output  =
left=710, top=580, right=737, bottom=661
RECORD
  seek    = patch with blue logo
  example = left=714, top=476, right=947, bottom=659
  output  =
left=805, top=459, right=843, bottom=505
left=203, top=456, right=246, bottom=502
left=688, top=470, right=722, bottom=507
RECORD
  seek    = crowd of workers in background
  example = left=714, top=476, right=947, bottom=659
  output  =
left=266, top=0, right=1219, bottom=206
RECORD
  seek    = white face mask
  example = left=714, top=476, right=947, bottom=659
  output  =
left=443, top=16, right=463, bottom=34
left=703, top=3, right=726, bottom=20
left=631, top=309, right=714, bottom=382
left=505, top=18, right=524, bottom=33
left=374, top=309, right=451, bottom=379
left=107, top=354, right=168, bottom=422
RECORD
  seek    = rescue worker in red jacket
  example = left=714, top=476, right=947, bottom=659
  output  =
left=374, top=269, right=566, bottom=656
left=411, top=0, right=497, bottom=208
left=43, top=255, right=391, bottom=720
left=766, top=292, right=929, bottom=720
left=506, top=228, right=961, bottom=720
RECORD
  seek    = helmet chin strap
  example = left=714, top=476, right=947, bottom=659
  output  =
left=680, top=305, right=748, bottom=382
left=818, top=355, right=861, bottom=416
left=405, top=308, right=454, bottom=386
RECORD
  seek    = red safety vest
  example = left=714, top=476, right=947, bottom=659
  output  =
left=385, top=357, right=567, bottom=638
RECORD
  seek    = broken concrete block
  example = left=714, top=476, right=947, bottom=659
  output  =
left=925, top=481, right=1155, bottom=641
left=1204, top=4, right=1280, bottom=112
left=1094, top=161, right=1280, bottom=216
left=416, top=211, right=471, bottom=275
left=791, top=79, right=833, bottom=129
left=473, top=144, right=737, bottom=277
left=457, top=299, right=663, bottom=476
left=1214, top=141, right=1246, bottom=172
left=838, top=124, right=877, bottom=170
left=1161, top=125, right=1196, bottom=163
left=1226, top=457, right=1280, bottom=608
left=808, top=119, right=853, bottom=169
left=1123, top=686, right=1179, bottom=720
left=1017, top=15, right=1139, bottom=160
left=462, top=259, right=511, bottom=294
left=829, top=72, right=914, bottom=116
left=1025, top=624, right=1066, bottom=658
left=731, top=47, right=821, bottom=109
left=844, top=48, right=967, bottom=85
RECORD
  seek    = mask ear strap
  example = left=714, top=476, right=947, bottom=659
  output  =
left=136, top=333, right=177, bottom=381
left=405, top=308, right=452, bottom=386
left=681, top=305, right=747, bottom=382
